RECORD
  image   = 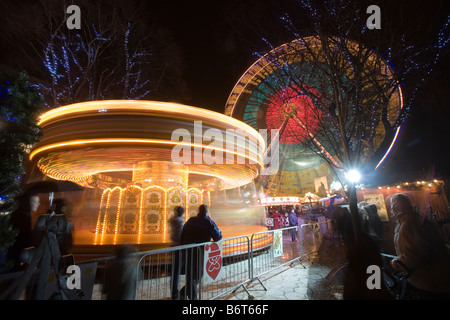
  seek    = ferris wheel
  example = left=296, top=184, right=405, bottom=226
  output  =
left=225, top=36, right=403, bottom=195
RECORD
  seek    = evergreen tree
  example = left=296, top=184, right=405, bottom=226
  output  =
left=0, top=71, right=43, bottom=217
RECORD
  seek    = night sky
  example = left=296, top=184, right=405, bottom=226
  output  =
left=1, top=0, right=449, bottom=190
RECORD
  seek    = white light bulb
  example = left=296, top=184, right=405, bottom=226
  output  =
left=345, top=169, right=361, bottom=183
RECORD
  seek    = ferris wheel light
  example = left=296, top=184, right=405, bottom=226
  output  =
left=345, top=169, right=361, bottom=183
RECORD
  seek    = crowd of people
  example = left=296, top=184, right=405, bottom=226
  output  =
left=5, top=188, right=450, bottom=300
left=266, top=210, right=290, bottom=230
left=84, top=194, right=450, bottom=300
left=332, top=193, right=450, bottom=300
left=4, top=191, right=222, bottom=300
left=266, top=201, right=331, bottom=230
left=6, top=191, right=74, bottom=272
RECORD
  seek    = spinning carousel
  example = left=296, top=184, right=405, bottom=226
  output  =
left=27, top=100, right=266, bottom=246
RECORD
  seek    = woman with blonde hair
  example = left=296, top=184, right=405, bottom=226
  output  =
left=390, top=193, right=450, bottom=299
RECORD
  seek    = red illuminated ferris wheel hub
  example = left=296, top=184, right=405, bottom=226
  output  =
left=265, top=85, right=322, bottom=144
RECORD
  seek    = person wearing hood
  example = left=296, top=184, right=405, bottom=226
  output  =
left=390, top=193, right=450, bottom=299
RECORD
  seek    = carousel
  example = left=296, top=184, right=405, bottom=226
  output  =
left=27, top=100, right=267, bottom=248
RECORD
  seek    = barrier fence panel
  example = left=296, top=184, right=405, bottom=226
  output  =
left=249, top=226, right=302, bottom=288
left=77, top=252, right=151, bottom=300
left=78, top=256, right=113, bottom=300
left=21, top=220, right=335, bottom=300
left=299, top=218, right=335, bottom=261
left=135, top=235, right=252, bottom=300
left=136, top=243, right=202, bottom=300
left=200, top=235, right=252, bottom=300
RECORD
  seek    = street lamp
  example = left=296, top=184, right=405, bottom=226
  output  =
left=345, top=169, right=361, bottom=184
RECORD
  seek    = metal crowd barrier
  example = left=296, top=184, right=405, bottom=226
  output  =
left=77, top=252, right=147, bottom=300
left=299, top=219, right=335, bottom=262
left=2, top=219, right=335, bottom=300
left=200, top=235, right=252, bottom=300
left=135, top=235, right=252, bottom=300
left=136, top=243, right=197, bottom=300
left=249, top=226, right=303, bottom=291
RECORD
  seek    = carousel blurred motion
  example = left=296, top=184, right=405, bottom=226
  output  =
left=25, top=100, right=267, bottom=248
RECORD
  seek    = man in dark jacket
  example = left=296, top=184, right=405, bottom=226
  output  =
left=179, top=204, right=222, bottom=299
left=288, top=208, right=298, bottom=241
left=169, top=206, right=184, bottom=300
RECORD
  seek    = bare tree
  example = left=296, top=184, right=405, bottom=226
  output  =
left=0, top=0, right=185, bottom=108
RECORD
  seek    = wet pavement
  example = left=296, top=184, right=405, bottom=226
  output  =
left=219, top=233, right=348, bottom=300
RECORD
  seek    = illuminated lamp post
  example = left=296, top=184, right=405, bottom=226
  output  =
left=345, top=168, right=362, bottom=240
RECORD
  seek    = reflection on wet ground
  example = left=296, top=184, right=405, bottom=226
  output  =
left=224, top=232, right=347, bottom=300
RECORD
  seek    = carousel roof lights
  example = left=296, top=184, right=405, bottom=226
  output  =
left=38, top=100, right=265, bottom=147
left=30, top=100, right=265, bottom=190
left=30, top=138, right=264, bottom=166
